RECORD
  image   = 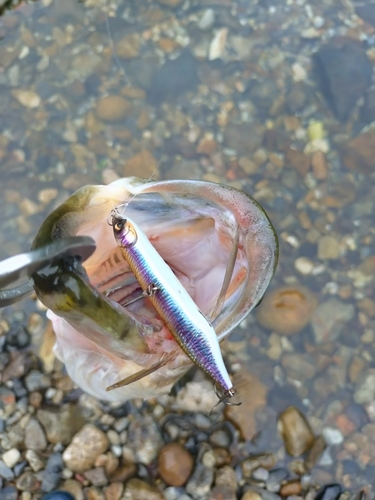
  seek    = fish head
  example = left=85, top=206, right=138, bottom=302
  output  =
left=32, top=178, right=278, bottom=402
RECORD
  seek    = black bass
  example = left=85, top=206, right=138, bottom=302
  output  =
left=31, top=178, right=278, bottom=402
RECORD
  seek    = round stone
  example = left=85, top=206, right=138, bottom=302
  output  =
left=158, top=443, right=194, bottom=486
left=95, top=95, right=132, bottom=122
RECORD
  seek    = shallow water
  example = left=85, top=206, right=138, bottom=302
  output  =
left=0, top=0, right=375, bottom=496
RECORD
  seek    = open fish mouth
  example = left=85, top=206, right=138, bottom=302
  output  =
left=32, top=178, right=278, bottom=402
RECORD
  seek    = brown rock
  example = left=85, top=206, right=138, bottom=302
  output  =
left=158, top=443, right=194, bottom=486
left=311, top=150, right=328, bottom=180
left=37, top=404, right=84, bottom=445
left=12, top=89, right=41, bottom=108
left=278, top=406, right=315, bottom=457
left=61, top=479, right=84, bottom=500
left=241, top=453, right=276, bottom=478
left=158, top=38, right=180, bottom=53
left=95, top=96, right=132, bottom=122
left=280, top=480, right=302, bottom=497
left=241, top=491, right=262, bottom=500
left=285, top=147, right=310, bottom=176
left=84, top=467, right=108, bottom=487
left=110, top=463, right=136, bottom=483
left=196, top=134, right=217, bottom=156
left=341, top=129, right=375, bottom=173
left=115, top=34, right=141, bottom=59
left=123, top=150, right=158, bottom=178
left=257, top=285, right=318, bottom=335
left=318, top=235, right=340, bottom=260
left=16, top=471, right=40, bottom=492
left=104, top=482, right=124, bottom=500
left=122, top=478, right=164, bottom=500
left=225, top=366, right=267, bottom=440
left=62, top=424, right=109, bottom=472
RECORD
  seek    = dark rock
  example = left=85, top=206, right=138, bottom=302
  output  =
left=247, top=79, right=279, bottom=116
left=355, top=5, right=375, bottom=27
left=0, top=486, right=18, bottom=500
left=313, top=40, right=372, bottom=121
left=315, top=484, right=342, bottom=500
left=41, top=453, right=64, bottom=492
left=186, top=464, right=214, bottom=498
left=359, top=88, right=375, bottom=125
left=224, top=123, right=262, bottom=155
left=147, top=50, right=199, bottom=104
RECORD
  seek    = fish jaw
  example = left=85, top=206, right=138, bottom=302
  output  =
left=32, top=178, right=278, bottom=402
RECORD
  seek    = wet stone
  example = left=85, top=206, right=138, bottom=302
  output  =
left=0, top=460, right=14, bottom=481
left=215, top=465, right=237, bottom=491
left=122, top=478, right=164, bottom=500
left=127, top=415, right=162, bottom=465
left=148, top=50, right=199, bottom=104
left=279, top=480, right=302, bottom=497
left=224, top=123, right=262, bottom=155
left=16, top=471, right=39, bottom=492
left=104, top=482, right=123, bottom=500
left=25, top=450, right=44, bottom=472
left=315, top=484, right=342, bottom=500
left=0, top=486, right=18, bottom=500
left=278, top=406, right=315, bottom=457
left=311, top=299, right=355, bottom=344
left=41, top=453, right=64, bottom=492
left=24, top=370, right=50, bottom=392
left=354, top=369, right=375, bottom=404
left=186, top=464, right=214, bottom=498
left=241, top=453, right=276, bottom=478
left=37, top=404, right=84, bottom=445
left=123, top=150, right=158, bottom=179
left=257, top=285, right=318, bottom=335
left=313, top=40, right=372, bottom=121
left=95, top=95, right=132, bottom=122
left=210, top=485, right=236, bottom=500
left=84, top=467, right=108, bottom=487
left=158, top=443, right=194, bottom=486
left=341, top=128, right=375, bottom=173
left=2, top=448, right=20, bottom=468
left=62, top=424, right=109, bottom=472
left=25, top=418, right=47, bottom=451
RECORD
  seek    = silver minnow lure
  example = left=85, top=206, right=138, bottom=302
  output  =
left=110, top=212, right=237, bottom=401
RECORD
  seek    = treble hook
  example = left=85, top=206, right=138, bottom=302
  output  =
left=209, top=384, right=242, bottom=415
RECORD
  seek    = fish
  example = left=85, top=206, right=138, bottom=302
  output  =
left=108, top=212, right=236, bottom=401
left=31, top=177, right=278, bottom=402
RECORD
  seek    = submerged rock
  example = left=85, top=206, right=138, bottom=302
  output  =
left=278, top=406, right=315, bottom=457
left=313, top=40, right=372, bottom=121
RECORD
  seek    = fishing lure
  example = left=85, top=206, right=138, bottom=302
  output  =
left=108, top=210, right=240, bottom=406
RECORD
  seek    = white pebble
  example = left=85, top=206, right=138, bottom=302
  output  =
left=2, top=448, right=21, bottom=468
left=322, top=427, right=344, bottom=445
left=295, top=257, right=314, bottom=275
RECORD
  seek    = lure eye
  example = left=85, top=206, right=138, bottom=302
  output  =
left=113, top=218, right=126, bottom=233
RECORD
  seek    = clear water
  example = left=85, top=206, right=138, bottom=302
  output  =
left=0, top=0, right=375, bottom=493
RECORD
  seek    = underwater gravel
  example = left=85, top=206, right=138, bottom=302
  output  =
left=0, top=0, right=375, bottom=498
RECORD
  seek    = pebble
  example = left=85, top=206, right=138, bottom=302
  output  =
left=279, top=480, right=302, bottom=497
left=123, top=150, right=158, bottom=179
left=0, top=486, right=18, bottom=500
left=25, top=450, right=45, bottom=472
left=12, top=89, right=41, bottom=108
left=294, top=256, right=314, bottom=275
left=41, top=453, right=64, bottom=492
left=2, top=448, right=20, bottom=468
left=354, top=369, right=375, bottom=404
left=115, top=34, right=141, bottom=59
left=158, top=443, right=194, bottom=486
left=278, top=406, right=315, bottom=457
left=311, top=299, right=355, bottom=344
left=104, top=482, right=123, bottom=500
left=127, top=415, right=163, bottom=465
left=241, top=453, right=276, bottom=478
left=241, top=492, right=262, bottom=500
left=315, top=483, right=342, bottom=500
left=341, top=128, right=375, bottom=173
left=95, top=96, right=132, bottom=122
left=16, top=471, right=39, bottom=492
left=62, top=479, right=84, bottom=500
left=62, top=424, right=109, bottom=472
left=0, top=460, right=14, bottom=481
left=175, top=380, right=219, bottom=413
left=311, top=151, right=328, bottom=180
left=122, top=478, right=164, bottom=500
left=186, top=464, right=214, bottom=498
left=25, top=418, right=47, bottom=451
left=313, top=40, right=372, bottom=121
left=215, top=466, right=237, bottom=491
left=257, top=285, right=318, bottom=335
left=317, top=236, right=340, bottom=260
left=84, top=467, right=108, bottom=487
left=37, top=405, right=84, bottom=445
